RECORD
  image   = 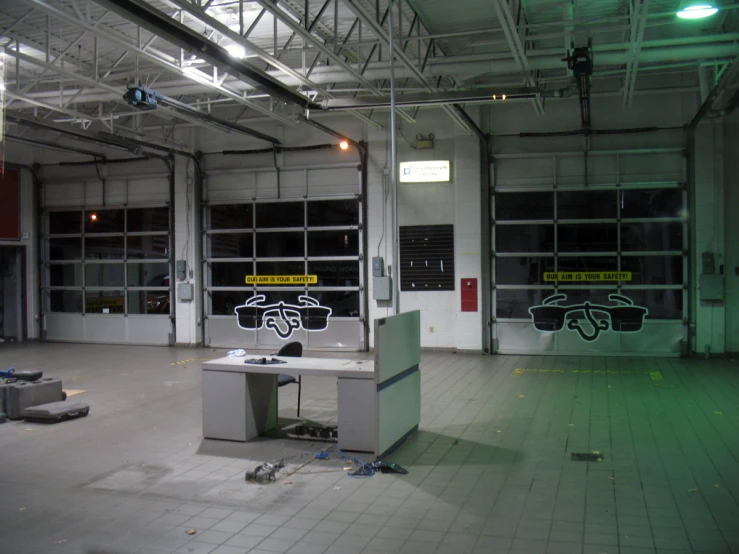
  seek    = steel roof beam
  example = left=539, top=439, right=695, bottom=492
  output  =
left=26, top=0, right=298, bottom=124
left=341, top=0, right=470, bottom=130
left=252, top=0, right=384, bottom=96
left=491, top=0, right=544, bottom=115
left=623, top=0, right=649, bottom=107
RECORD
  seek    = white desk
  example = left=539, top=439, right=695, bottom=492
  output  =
left=202, top=311, right=422, bottom=457
left=202, top=355, right=378, bottom=453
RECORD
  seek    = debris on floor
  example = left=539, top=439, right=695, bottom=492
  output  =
left=245, top=460, right=286, bottom=483
left=185, top=528, right=197, bottom=535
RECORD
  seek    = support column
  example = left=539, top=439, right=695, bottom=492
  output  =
left=174, top=155, right=200, bottom=346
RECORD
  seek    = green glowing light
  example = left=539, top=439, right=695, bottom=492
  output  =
left=677, top=4, right=719, bottom=19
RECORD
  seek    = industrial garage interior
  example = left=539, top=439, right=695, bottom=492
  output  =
left=1, top=0, right=739, bottom=553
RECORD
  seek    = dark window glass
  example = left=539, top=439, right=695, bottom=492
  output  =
left=49, top=238, right=81, bottom=260
left=307, top=200, right=359, bottom=227
left=557, top=256, right=619, bottom=274
left=49, top=211, right=82, bottom=234
left=127, top=235, right=168, bottom=259
left=308, top=261, right=360, bottom=287
left=495, top=256, right=554, bottom=285
left=307, top=231, right=359, bottom=257
left=128, top=207, right=169, bottom=232
left=557, top=190, right=617, bottom=219
left=86, top=236, right=125, bottom=260
left=210, top=291, right=251, bottom=316
left=85, top=291, right=124, bottom=314
left=211, top=204, right=253, bottom=230
left=625, top=289, right=682, bottom=319
left=496, top=192, right=553, bottom=220
left=211, top=262, right=254, bottom=287
left=621, top=256, right=683, bottom=285
left=621, top=189, right=683, bottom=218
left=496, top=224, right=554, bottom=253
left=85, top=263, right=125, bottom=287
left=496, top=289, right=556, bottom=319
left=558, top=224, right=617, bottom=252
left=209, top=233, right=253, bottom=258
left=85, top=209, right=124, bottom=233
left=310, top=290, right=360, bottom=318
left=256, top=261, right=306, bottom=275
left=255, top=202, right=304, bottom=228
left=49, top=264, right=82, bottom=287
left=128, top=291, right=170, bottom=315
left=256, top=232, right=304, bottom=258
left=49, top=290, right=82, bottom=313
left=621, top=222, right=683, bottom=251
left=127, top=263, right=170, bottom=287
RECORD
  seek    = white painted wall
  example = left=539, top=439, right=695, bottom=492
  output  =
left=366, top=108, right=484, bottom=351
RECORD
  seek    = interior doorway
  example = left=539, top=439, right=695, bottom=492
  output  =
left=0, top=246, right=27, bottom=343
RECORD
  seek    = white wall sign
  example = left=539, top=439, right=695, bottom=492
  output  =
left=399, top=160, right=451, bottom=183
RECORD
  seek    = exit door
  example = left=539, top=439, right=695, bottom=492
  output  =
left=0, top=247, right=26, bottom=342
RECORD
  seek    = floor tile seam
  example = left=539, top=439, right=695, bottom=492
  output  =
left=621, top=356, right=687, bottom=551
left=665, top=358, right=739, bottom=451
left=649, top=358, right=739, bottom=533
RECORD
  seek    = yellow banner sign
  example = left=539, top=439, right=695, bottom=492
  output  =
left=543, top=272, right=632, bottom=282
left=245, top=275, right=318, bottom=285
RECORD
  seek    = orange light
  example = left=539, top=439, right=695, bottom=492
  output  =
left=339, top=140, right=349, bottom=150
left=502, top=94, right=507, bottom=100
left=90, top=213, right=98, bottom=221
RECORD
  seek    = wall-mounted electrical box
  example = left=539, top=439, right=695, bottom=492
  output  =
left=700, top=274, right=724, bottom=301
left=373, top=276, right=392, bottom=301
left=176, top=260, right=187, bottom=281
left=372, top=256, right=385, bottom=277
left=178, top=283, right=194, bottom=302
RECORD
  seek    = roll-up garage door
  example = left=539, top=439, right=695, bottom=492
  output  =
left=491, top=148, right=687, bottom=355
left=203, top=160, right=365, bottom=350
left=42, top=175, right=173, bottom=345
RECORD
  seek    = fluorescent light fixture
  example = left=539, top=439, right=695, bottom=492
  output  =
left=677, top=3, right=719, bottom=19
left=225, top=44, right=245, bottom=58
left=0, top=83, right=5, bottom=91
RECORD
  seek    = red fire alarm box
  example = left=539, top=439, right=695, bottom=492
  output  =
left=461, top=278, right=478, bottom=312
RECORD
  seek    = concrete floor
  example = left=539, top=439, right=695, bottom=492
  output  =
left=0, top=343, right=738, bottom=554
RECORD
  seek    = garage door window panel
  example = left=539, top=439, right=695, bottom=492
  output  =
left=307, top=231, right=359, bottom=257
left=557, top=190, right=617, bottom=219
left=495, top=256, right=554, bottom=285
left=255, top=202, right=304, bottom=228
left=49, top=211, right=82, bottom=234
left=496, top=224, right=554, bottom=253
left=209, top=233, right=253, bottom=259
left=256, top=232, right=304, bottom=258
left=496, top=192, right=553, bottom=220
left=85, top=209, right=124, bottom=233
left=307, top=200, right=359, bottom=227
left=210, top=204, right=253, bottom=230
left=558, top=224, right=617, bottom=253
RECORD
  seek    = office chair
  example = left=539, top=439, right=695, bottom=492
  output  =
left=275, top=342, right=303, bottom=417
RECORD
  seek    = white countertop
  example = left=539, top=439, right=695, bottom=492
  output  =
left=202, top=355, right=375, bottom=379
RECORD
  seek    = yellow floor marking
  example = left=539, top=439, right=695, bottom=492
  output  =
left=649, top=371, right=664, bottom=387
left=513, top=368, right=636, bottom=376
